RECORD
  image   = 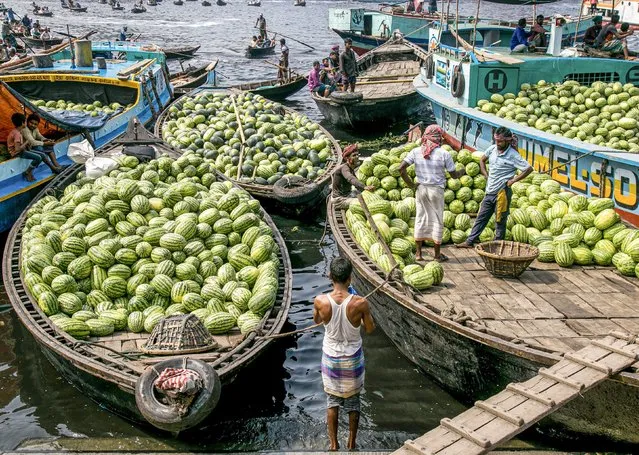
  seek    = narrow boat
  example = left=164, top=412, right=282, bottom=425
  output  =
left=170, top=60, right=218, bottom=95
left=0, top=32, right=94, bottom=71
left=231, top=74, right=308, bottom=101
left=247, top=0, right=261, bottom=6
left=294, top=0, right=305, bottom=5
left=328, top=7, right=594, bottom=55
left=98, top=0, right=107, bottom=3
left=131, top=5, right=147, bottom=12
left=21, top=36, right=64, bottom=49
left=33, top=9, right=53, bottom=16
left=60, top=0, right=69, bottom=8
left=155, top=87, right=342, bottom=215
left=311, top=34, right=429, bottom=130
left=245, top=41, right=276, bottom=58
left=216, top=0, right=226, bottom=5
left=148, top=0, right=157, bottom=5
left=163, top=44, right=200, bottom=60
left=0, top=39, right=172, bottom=232
left=3, top=119, right=293, bottom=432
left=112, top=4, right=124, bottom=9
left=202, top=1, right=211, bottom=5
left=69, top=6, right=88, bottom=11
left=174, top=0, right=183, bottom=4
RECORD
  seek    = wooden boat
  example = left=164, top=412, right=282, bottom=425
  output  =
left=148, top=0, right=157, bottom=5
left=216, top=0, right=226, bottom=5
left=245, top=41, right=276, bottom=58
left=22, top=36, right=64, bottom=48
left=163, top=44, right=200, bottom=60
left=328, top=192, right=639, bottom=445
left=60, top=1, right=69, bottom=8
left=169, top=60, right=217, bottom=95
left=294, top=0, right=305, bottom=5
left=155, top=87, right=342, bottom=215
left=247, top=0, right=261, bottom=6
left=112, top=4, right=124, bottom=9
left=33, top=8, right=53, bottom=16
left=3, top=119, right=293, bottom=431
left=311, top=35, right=428, bottom=130
left=174, top=0, right=183, bottom=4
left=131, top=5, right=147, bottom=12
left=69, top=6, right=88, bottom=11
left=98, top=0, right=107, bottom=4
left=231, top=74, right=308, bottom=101
left=202, top=1, right=211, bottom=5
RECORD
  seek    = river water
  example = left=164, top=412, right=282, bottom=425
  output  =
left=0, top=0, right=628, bottom=452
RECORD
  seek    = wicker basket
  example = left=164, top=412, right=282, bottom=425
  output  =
left=475, top=240, right=539, bottom=278
left=141, top=314, right=217, bottom=355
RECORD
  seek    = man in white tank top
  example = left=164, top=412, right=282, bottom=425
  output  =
left=314, top=257, right=375, bottom=450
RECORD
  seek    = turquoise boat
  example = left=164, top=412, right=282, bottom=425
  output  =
left=0, top=42, right=173, bottom=233
left=329, top=7, right=594, bottom=55
left=413, top=25, right=639, bottom=227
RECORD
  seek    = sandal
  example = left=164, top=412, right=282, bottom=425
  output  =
left=455, top=242, right=473, bottom=249
left=435, top=253, right=449, bottom=262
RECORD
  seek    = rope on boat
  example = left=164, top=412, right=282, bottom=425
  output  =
left=257, top=264, right=399, bottom=340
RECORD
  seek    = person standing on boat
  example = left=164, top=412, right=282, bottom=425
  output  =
left=314, top=256, right=375, bottom=451
left=456, top=127, right=532, bottom=249
left=399, top=125, right=465, bottom=262
left=278, top=38, right=289, bottom=82
left=255, top=14, right=267, bottom=40
left=328, top=48, right=342, bottom=85
left=6, top=8, right=14, bottom=23
left=528, top=15, right=547, bottom=48
left=510, top=18, right=531, bottom=53
left=339, top=38, right=357, bottom=92
left=583, top=15, right=603, bottom=46
left=428, top=0, right=437, bottom=14
left=590, top=0, right=598, bottom=14
left=331, top=144, right=375, bottom=210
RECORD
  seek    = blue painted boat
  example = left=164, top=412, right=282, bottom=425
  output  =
left=413, top=25, right=639, bottom=227
left=0, top=42, right=172, bottom=232
left=329, top=7, right=594, bottom=55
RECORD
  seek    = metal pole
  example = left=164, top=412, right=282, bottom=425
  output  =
left=471, top=0, right=481, bottom=52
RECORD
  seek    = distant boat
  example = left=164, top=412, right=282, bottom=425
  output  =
left=60, top=0, right=69, bottom=7
left=33, top=8, right=53, bottom=16
left=248, top=0, right=261, bottom=5
left=174, top=0, right=183, bottom=4
left=131, top=4, right=147, bottom=12
left=69, top=6, right=88, bottom=11
left=245, top=40, right=276, bottom=58
left=216, top=0, right=226, bottom=5
left=148, top=0, right=157, bottom=5
left=202, top=0, right=211, bottom=5
left=294, top=0, right=305, bottom=5
left=162, top=44, right=200, bottom=60
left=112, top=4, right=124, bottom=9
left=98, top=0, right=107, bottom=4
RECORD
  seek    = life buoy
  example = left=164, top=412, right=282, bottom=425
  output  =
left=424, top=54, right=434, bottom=80
left=450, top=65, right=465, bottom=98
left=135, top=357, right=221, bottom=432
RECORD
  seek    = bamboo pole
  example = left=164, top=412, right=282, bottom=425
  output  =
left=471, top=0, right=481, bottom=53
left=230, top=95, right=247, bottom=180
left=573, top=1, right=584, bottom=47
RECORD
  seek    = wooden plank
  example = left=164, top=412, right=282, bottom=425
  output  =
left=539, top=293, right=603, bottom=319
left=575, top=293, right=629, bottom=318
left=565, top=318, right=625, bottom=337
left=489, top=294, right=536, bottom=320
left=523, top=293, right=565, bottom=319
left=517, top=320, right=580, bottom=338
left=610, top=318, right=639, bottom=335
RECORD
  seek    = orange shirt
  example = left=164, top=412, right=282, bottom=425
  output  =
left=7, top=128, right=24, bottom=156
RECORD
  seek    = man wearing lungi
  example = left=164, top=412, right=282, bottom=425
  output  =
left=331, top=144, right=375, bottom=210
left=399, top=125, right=465, bottom=262
left=314, top=256, right=375, bottom=450
left=456, top=127, right=532, bottom=248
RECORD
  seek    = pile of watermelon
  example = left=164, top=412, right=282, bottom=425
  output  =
left=344, top=142, right=639, bottom=281
left=161, top=91, right=333, bottom=184
left=30, top=98, right=129, bottom=117
left=20, top=151, right=281, bottom=339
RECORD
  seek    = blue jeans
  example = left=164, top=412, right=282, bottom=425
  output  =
left=20, top=149, right=49, bottom=167
left=467, top=187, right=512, bottom=244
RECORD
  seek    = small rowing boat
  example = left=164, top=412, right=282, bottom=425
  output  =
left=231, top=74, right=307, bottom=101
left=202, top=0, right=211, bottom=5
left=294, top=0, right=305, bottom=5
left=131, top=5, right=147, bottom=12
left=33, top=9, right=53, bottom=16
left=162, top=44, right=200, bottom=60
left=69, top=6, right=88, bottom=11
left=112, top=4, right=124, bottom=9
left=22, top=36, right=64, bottom=48
left=147, top=0, right=157, bottom=5
left=217, top=0, right=226, bottom=5
left=245, top=41, right=276, bottom=58
left=170, top=60, right=218, bottom=95
left=174, top=0, right=183, bottom=4
left=247, top=0, right=261, bottom=5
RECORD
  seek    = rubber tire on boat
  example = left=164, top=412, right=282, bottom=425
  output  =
left=135, top=358, right=221, bottom=432
left=329, top=91, right=364, bottom=105
left=450, top=65, right=465, bottom=98
left=273, top=175, right=319, bottom=204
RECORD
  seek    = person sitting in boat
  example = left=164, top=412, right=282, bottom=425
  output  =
left=31, top=24, right=41, bottom=38
left=0, top=43, right=8, bottom=61
left=328, top=44, right=339, bottom=62
left=250, top=35, right=258, bottom=47
left=8, top=113, right=62, bottom=181
left=331, top=144, right=375, bottom=210
left=118, top=26, right=128, bottom=42
left=0, top=20, right=9, bottom=41
left=21, top=113, right=62, bottom=170
left=8, top=48, right=19, bottom=61
left=308, top=60, right=333, bottom=98
left=406, top=0, right=415, bottom=12
left=528, top=15, right=547, bottom=48
left=321, top=58, right=337, bottom=92
left=510, top=18, right=531, bottom=53
left=595, top=15, right=633, bottom=58
left=40, top=28, right=51, bottom=40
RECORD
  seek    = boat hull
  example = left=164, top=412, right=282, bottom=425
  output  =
left=312, top=92, right=425, bottom=130
left=330, top=205, right=639, bottom=445
left=232, top=76, right=308, bottom=101
left=245, top=46, right=275, bottom=58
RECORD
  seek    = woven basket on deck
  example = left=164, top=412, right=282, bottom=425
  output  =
left=475, top=240, right=539, bottom=278
left=141, top=314, right=217, bottom=355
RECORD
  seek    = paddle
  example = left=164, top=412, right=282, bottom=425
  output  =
left=257, top=27, right=315, bottom=50
left=53, top=30, right=76, bottom=38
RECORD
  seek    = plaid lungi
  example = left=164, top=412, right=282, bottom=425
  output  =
left=321, top=347, right=365, bottom=398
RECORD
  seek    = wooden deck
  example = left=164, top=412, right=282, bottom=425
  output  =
left=357, top=56, right=420, bottom=100
left=393, top=333, right=639, bottom=455
left=416, top=245, right=639, bottom=360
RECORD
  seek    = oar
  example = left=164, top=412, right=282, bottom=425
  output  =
left=260, top=28, right=315, bottom=50
left=53, top=30, right=76, bottom=38
left=16, top=35, right=36, bottom=54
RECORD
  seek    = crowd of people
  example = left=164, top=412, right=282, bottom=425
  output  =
left=510, top=13, right=634, bottom=59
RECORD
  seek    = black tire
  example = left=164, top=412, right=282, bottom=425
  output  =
left=273, top=175, right=319, bottom=204
left=135, top=357, right=221, bottom=432
left=329, top=91, right=363, bottom=105
left=450, top=66, right=465, bottom=98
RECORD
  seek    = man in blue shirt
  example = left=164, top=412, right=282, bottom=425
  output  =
left=510, top=18, right=531, bottom=53
left=456, top=127, right=532, bottom=248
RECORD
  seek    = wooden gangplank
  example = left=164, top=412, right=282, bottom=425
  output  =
left=392, top=332, right=639, bottom=455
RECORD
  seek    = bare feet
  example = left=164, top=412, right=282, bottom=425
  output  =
left=329, top=444, right=339, bottom=451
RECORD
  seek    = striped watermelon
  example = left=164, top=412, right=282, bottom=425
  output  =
left=554, top=242, right=575, bottom=268
left=203, top=312, right=236, bottom=334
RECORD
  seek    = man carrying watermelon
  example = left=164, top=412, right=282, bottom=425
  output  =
left=314, top=256, right=375, bottom=451
left=456, top=127, right=532, bottom=248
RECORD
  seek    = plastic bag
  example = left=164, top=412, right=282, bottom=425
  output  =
left=67, top=139, right=95, bottom=164
left=85, top=156, right=119, bottom=179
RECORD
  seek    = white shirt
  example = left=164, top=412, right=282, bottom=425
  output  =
left=403, top=146, right=456, bottom=188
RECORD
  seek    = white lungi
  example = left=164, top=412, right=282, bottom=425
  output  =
left=414, top=184, right=445, bottom=243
